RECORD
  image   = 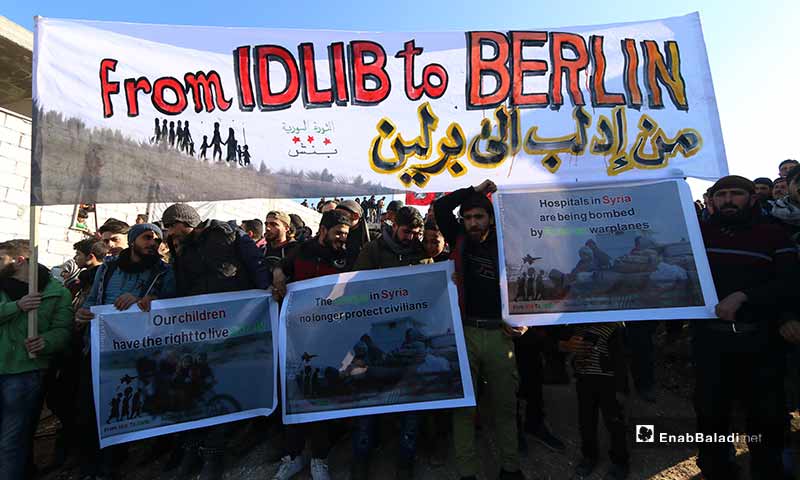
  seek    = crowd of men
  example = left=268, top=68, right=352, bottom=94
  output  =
left=301, top=196, right=395, bottom=224
left=0, top=158, right=799, bottom=480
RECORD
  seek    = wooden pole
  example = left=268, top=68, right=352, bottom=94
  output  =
left=27, top=205, right=41, bottom=359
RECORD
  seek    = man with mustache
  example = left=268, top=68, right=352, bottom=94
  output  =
left=434, top=180, right=527, bottom=480
left=98, top=218, right=131, bottom=257
left=161, top=203, right=271, bottom=480
left=271, top=209, right=352, bottom=480
left=74, top=223, right=175, bottom=479
left=694, top=175, right=799, bottom=479
left=0, top=239, right=72, bottom=480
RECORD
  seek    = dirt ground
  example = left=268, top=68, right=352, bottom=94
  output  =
left=33, top=325, right=799, bottom=480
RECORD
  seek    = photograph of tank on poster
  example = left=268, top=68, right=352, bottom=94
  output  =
left=92, top=291, right=278, bottom=447
left=280, top=262, right=474, bottom=424
left=495, top=180, right=717, bottom=325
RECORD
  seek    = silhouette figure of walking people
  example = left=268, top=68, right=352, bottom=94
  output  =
left=225, top=128, right=238, bottom=163
left=211, top=122, right=224, bottom=161
left=160, top=119, right=168, bottom=144
left=107, top=393, right=122, bottom=424
left=153, top=118, right=161, bottom=144
left=176, top=120, right=184, bottom=150
left=168, top=121, right=176, bottom=147
left=199, top=135, right=209, bottom=160
left=182, top=121, right=193, bottom=154
left=242, top=145, right=251, bottom=166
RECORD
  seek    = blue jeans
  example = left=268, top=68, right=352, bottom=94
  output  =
left=352, top=413, right=419, bottom=464
left=0, top=370, right=45, bottom=480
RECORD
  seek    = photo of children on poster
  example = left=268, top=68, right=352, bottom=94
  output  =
left=279, top=262, right=474, bottom=424
left=91, top=290, right=278, bottom=447
left=496, top=180, right=717, bottom=325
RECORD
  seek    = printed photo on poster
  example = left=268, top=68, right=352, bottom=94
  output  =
left=495, top=180, right=718, bottom=325
left=91, top=290, right=278, bottom=448
left=279, top=262, right=474, bottom=424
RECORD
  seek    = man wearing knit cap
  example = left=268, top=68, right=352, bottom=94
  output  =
left=74, top=223, right=175, bottom=479
left=693, top=175, right=799, bottom=479
left=336, top=200, right=370, bottom=269
left=263, top=211, right=299, bottom=269
left=161, top=203, right=271, bottom=479
left=380, top=199, right=404, bottom=225
left=434, top=180, right=526, bottom=480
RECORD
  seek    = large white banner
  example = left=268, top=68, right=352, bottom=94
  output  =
left=33, top=13, right=726, bottom=205
left=494, top=179, right=718, bottom=325
left=91, top=290, right=278, bottom=448
left=278, top=262, right=474, bottom=424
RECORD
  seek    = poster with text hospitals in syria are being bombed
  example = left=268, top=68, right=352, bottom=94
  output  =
left=494, top=179, right=719, bottom=326
left=32, top=13, right=726, bottom=205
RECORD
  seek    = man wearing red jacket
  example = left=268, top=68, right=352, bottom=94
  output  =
left=270, top=209, right=351, bottom=480
left=433, top=180, right=527, bottom=480
left=695, top=175, right=799, bottom=479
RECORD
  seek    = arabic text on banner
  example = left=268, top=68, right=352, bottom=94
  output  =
left=278, top=261, right=475, bottom=424
left=33, top=13, right=726, bottom=205
left=494, top=179, right=718, bottom=326
left=91, top=290, right=278, bottom=448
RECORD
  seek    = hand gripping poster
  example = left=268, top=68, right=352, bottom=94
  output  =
left=279, top=261, right=475, bottom=424
left=33, top=13, right=726, bottom=205
left=91, top=290, right=278, bottom=448
left=494, top=179, right=718, bottom=325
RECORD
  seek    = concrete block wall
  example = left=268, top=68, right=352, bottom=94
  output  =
left=0, top=107, right=321, bottom=268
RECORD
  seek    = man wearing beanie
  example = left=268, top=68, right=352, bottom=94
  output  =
left=161, top=203, right=271, bottom=480
left=73, top=223, right=175, bottom=479
left=434, top=180, right=527, bottom=480
left=694, top=175, right=799, bottom=479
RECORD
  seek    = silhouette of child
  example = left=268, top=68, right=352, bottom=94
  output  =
left=200, top=135, right=210, bottom=159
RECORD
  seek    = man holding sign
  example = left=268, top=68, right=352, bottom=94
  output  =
left=695, top=175, right=799, bottom=479
left=0, top=240, right=73, bottom=480
left=76, top=223, right=175, bottom=479
left=434, top=181, right=526, bottom=480
left=350, top=206, right=431, bottom=480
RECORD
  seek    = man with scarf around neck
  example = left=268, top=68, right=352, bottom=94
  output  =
left=270, top=210, right=351, bottom=480
left=74, top=223, right=175, bottom=480
left=694, top=175, right=799, bottom=480
left=353, top=206, right=431, bottom=271
left=348, top=206, right=431, bottom=480
left=162, top=204, right=271, bottom=480
left=434, top=180, right=527, bottom=480
left=0, top=239, right=72, bottom=480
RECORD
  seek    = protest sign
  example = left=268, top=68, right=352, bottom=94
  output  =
left=278, top=261, right=474, bottom=424
left=91, top=290, right=278, bottom=448
left=33, top=13, right=726, bottom=205
left=494, top=179, right=718, bottom=325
